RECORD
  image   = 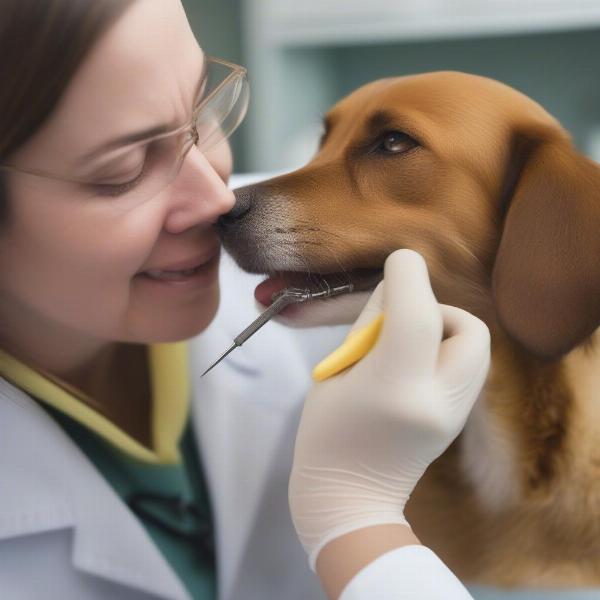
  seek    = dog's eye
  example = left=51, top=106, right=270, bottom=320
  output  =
left=378, top=131, right=417, bottom=154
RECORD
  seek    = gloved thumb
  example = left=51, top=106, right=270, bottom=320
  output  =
left=377, top=249, right=443, bottom=377
left=348, top=281, right=384, bottom=335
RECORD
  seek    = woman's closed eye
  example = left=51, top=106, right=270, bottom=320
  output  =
left=87, top=147, right=148, bottom=196
left=81, top=131, right=184, bottom=199
left=91, top=163, right=146, bottom=196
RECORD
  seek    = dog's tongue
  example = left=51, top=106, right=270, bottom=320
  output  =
left=254, top=276, right=288, bottom=306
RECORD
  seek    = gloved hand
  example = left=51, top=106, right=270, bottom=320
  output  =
left=289, top=249, right=491, bottom=571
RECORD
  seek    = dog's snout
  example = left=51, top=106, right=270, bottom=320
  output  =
left=217, top=185, right=255, bottom=232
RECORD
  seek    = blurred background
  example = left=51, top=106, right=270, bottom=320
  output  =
left=183, top=0, right=600, bottom=174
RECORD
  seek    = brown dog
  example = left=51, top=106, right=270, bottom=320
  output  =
left=218, top=71, right=600, bottom=588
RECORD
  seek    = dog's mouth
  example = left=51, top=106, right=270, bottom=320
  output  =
left=254, top=267, right=383, bottom=307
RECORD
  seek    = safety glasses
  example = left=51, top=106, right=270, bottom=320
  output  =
left=0, top=55, right=249, bottom=208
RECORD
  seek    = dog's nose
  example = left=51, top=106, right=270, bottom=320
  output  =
left=217, top=185, right=254, bottom=232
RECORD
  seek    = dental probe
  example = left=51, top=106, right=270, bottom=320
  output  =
left=201, top=281, right=354, bottom=377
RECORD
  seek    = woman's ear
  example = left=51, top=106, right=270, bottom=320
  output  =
left=492, top=131, right=600, bottom=360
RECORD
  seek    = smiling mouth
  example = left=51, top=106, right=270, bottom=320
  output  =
left=254, top=267, right=383, bottom=307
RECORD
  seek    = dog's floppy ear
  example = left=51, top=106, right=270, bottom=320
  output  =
left=492, top=129, right=600, bottom=360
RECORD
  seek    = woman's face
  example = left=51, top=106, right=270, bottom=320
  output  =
left=0, top=0, right=236, bottom=352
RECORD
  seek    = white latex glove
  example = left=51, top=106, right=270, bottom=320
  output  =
left=289, top=249, right=491, bottom=571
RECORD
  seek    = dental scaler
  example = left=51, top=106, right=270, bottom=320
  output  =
left=201, top=282, right=354, bottom=377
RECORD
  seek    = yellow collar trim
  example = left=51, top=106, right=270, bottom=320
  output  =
left=0, top=343, right=189, bottom=465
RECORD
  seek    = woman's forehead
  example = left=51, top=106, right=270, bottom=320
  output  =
left=13, top=0, right=203, bottom=172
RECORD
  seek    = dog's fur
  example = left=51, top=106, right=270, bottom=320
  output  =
left=219, top=71, right=600, bottom=587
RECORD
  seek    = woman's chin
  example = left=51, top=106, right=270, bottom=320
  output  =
left=144, top=297, right=220, bottom=342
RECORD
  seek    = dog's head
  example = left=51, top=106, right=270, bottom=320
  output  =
left=219, top=71, right=600, bottom=360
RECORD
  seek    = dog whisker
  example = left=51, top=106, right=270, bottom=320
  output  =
left=451, top=236, right=486, bottom=273
left=288, top=219, right=346, bottom=240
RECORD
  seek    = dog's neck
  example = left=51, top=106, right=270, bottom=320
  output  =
left=460, top=324, right=600, bottom=515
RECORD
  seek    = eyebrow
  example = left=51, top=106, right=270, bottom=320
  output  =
left=78, top=57, right=209, bottom=165
left=364, top=109, right=426, bottom=144
left=366, top=110, right=397, bottom=132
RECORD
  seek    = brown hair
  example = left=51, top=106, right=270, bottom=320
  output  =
left=0, top=0, right=136, bottom=223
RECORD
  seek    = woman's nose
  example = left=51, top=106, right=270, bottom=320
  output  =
left=163, top=145, right=235, bottom=234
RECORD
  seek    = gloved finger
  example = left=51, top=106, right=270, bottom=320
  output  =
left=378, top=249, right=443, bottom=376
left=436, top=304, right=491, bottom=391
left=348, top=281, right=384, bottom=335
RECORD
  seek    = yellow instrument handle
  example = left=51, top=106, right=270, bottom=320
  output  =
left=312, top=314, right=384, bottom=382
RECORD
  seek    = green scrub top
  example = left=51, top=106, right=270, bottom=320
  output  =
left=45, top=404, right=217, bottom=600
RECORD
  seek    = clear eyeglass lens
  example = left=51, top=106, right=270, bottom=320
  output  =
left=194, top=71, right=249, bottom=153
left=91, top=64, right=248, bottom=211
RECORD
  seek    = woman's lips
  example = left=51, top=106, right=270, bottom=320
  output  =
left=135, top=247, right=221, bottom=288
left=140, top=245, right=221, bottom=275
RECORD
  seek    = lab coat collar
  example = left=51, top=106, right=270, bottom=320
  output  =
left=0, top=377, right=190, bottom=600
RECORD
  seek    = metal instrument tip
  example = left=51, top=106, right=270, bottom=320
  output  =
left=201, top=343, right=238, bottom=377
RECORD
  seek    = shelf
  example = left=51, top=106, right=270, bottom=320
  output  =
left=260, top=0, right=600, bottom=47
left=240, top=0, right=600, bottom=171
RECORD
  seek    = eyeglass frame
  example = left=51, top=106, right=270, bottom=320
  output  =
left=0, top=55, right=248, bottom=188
